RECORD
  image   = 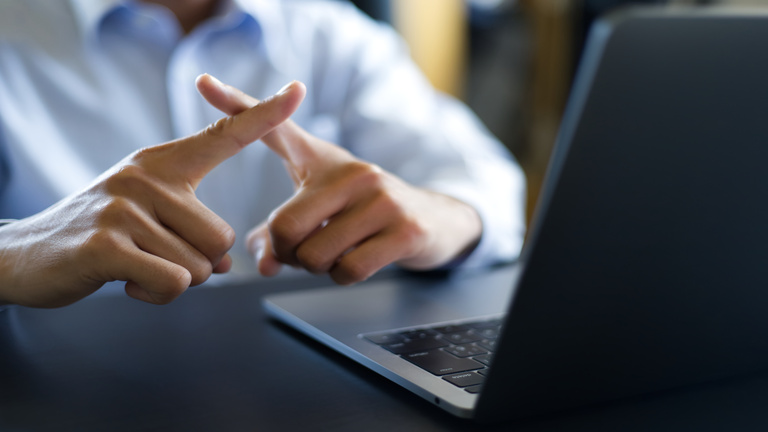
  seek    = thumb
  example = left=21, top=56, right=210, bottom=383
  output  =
left=246, top=222, right=283, bottom=277
left=196, top=74, right=325, bottom=182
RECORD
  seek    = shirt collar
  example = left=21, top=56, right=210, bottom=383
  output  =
left=69, top=0, right=254, bottom=39
left=68, top=0, right=295, bottom=76
left=230, top=0, right=299, bottom=76
left=69, top=0, right=122, bottom=38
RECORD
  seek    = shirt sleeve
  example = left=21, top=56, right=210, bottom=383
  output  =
left=308, top=4, right=527, bottom=268
left=0, top=124, right=8, bottom=206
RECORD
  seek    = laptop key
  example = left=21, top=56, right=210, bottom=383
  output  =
left=384, top=337, right=448, bottom=354
left=473, top=354, right=493, bottom=366
left=464, top=384, right=483, bottom=394
left=476, top=339, right=497, bottom=352
left=475, top=327, right=500, bottom=340
left=433, top=324, right=472, bottom=334
left=399, top=329, right=439, bottom=340
left=443, top=372, right=486, bottom=388
left=443, top=330, right=483, bottom=345
left=403, top=349, right=484, bottom=375
left=443, top=343, right=487, bottom=358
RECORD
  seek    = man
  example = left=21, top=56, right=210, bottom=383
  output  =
left=0, top=0, right=526, bottom=308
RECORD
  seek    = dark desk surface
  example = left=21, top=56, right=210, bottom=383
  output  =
left=3, top=271, right=768, bottom=432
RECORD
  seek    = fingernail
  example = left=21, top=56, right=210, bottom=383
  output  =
left=250, top=238, right=265, bottom=262
left=276, top=81, right=295, bottom=96
left=197, top=73, right=225, bottom=89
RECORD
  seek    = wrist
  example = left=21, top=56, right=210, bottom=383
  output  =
left=443, top=199, right=483, bottom=268
left=398, top=190, right=483, bottom=271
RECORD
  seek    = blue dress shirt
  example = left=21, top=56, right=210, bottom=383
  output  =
left=0, top=0, right=526, bottom=282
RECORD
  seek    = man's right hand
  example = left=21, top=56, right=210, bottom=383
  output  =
left=0, top=78, right=306, bottom=308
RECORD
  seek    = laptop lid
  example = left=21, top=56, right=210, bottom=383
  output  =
left=265, top=6, right=768, bottom=423
left=476, top=6, right=768, bottom=422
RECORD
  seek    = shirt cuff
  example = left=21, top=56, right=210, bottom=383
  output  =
left=425, top=182, right=525, bottom=271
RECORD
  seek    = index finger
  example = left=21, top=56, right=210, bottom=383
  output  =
left=168, top=79, right=306, bottom=188
left=195, top=74, right=321, bottom=182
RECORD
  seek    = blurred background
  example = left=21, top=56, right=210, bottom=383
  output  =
left=345, top=0, right=766, bottom=223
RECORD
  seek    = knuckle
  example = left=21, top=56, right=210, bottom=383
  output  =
left=149, top=272, right=189, bottom=305
left=94, top=196, right=147, bottom=231
left=367, top=188, right=414, bottom=232
left=206, top=223, right=236, bottom=257
left=203, top=116, right=246, bottom=149
left=372, top=188, right=404, bottom=216
left=218, top=224, right=237, bottom=251
left=127, top=145, right=172, bottom=171
left=267, top=209, right=303, bottom=246
left=81, top=229, right=123, bottom=257
left=132, top=145, right=163, bottom=161
left=332, top=259, right=372, bottom=285
left=346, top=161, right=387, bottom=190
left=396, top=219, right=428, bottom=255
left=203, top=117, right=229, bottom=139
left=186, top=258, right=213, bottom=287
left=295, top=246, right=329, bottom=274
left=169, top=270, right=191, bottom=294
left=104, top=164, right=154, bottom=196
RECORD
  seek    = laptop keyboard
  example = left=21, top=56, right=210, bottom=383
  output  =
left=363, top=317, right=503, bottom=394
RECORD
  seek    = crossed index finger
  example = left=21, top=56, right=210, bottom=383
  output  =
left=167, top=78, right=306, bottom=189
left=195, top=74, right=326, bottom=183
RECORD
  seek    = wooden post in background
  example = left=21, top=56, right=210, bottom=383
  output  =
left=391, top=0, right=579, bottom=226
left=391, top=0, right=468, bottom=99
left=518, top=0, right=579, bottom=225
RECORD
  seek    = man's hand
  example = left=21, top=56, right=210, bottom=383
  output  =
left=196, top=75, right=483, bottom=285
left=0, top=78, right=305, bottom=307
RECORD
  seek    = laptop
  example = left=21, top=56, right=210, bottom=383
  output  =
left=263, top=7, right=768, bottom=423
